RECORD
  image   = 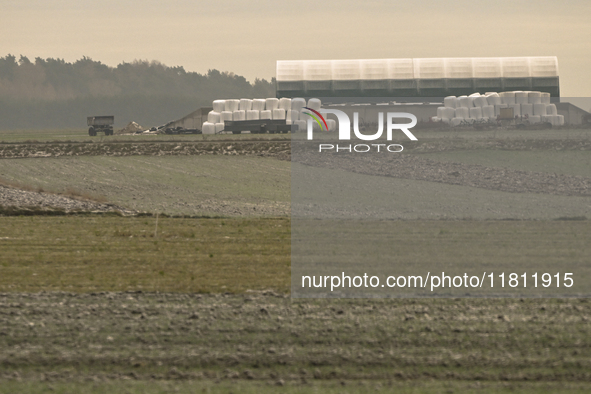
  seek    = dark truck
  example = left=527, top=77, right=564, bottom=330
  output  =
left=87, top=116, right=114, bottom=136
left=222, top=119, right=291, bottom=134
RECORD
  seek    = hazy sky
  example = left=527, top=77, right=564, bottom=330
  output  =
left=2, top=0, right=590, bottom=96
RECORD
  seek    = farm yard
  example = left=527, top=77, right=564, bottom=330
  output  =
left=0, top=127, right=591, bottom=392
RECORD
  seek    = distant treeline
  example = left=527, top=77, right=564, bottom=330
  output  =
left=0, top=55, right=275, bottom=130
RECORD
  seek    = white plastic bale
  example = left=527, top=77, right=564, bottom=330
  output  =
left=252, top=99, right=266, bottom=111
left=294, top=120, right=307, bottom=133
left=528, top=91, right=542, bottom=104
left=444, top=96, right=457, bottom=108
left=437, top=107, right=445, bottom=118
left=278, top=98, right=291, bottom=110
left=431, top=116, right=441, bottom=122
left=486, top=93, right=502, bottom=106
left=469, top=107, right=482, bottom=119
left=455, top=107, right=469, bottom=119
left=458, top=96, right=472, bottom=108
left=469, top=92, right=481, bottom=98
left=521, top=103, right=534, bottom=117
left=494, top=104, right=508, bottom=116
left=220, top=111, right=233, bottom=122
left=444, top=107, right=456, bottom=119
left=474, top=96, right=489, bottom=107
left=509, top=104, right=521, bottom=117
left=327, top=119, right=337, bottom=132
left=451, top=118, right=463, bottom=126
left=214, top=123, right=225, bottom=133
left=483, top=105, right=495, bottom=118
left=291, top=98, right=307, bottom=112
left=202, top=122, right=216, bottom=135
left=288, top=110, right=299, bottom=121
left=225, top=99, right=240, bottom=112
left=556, top=115, right=565, bottom=126
left=515, top=91, right=529, bottom=105
left=272, top=109, right=286, bottom=120
left=541, top=92, right=551, bottom=105
left=441, top=117, right=450, bottom=124
left=500, top=92, right=516, bottom=105
left=307, top=98, right=322, bottom=110
left=239, top=99, right=253, bottom=111
left=533, top=103, right=547, bottom=116
left=546, top=104, right=557, bottom=115
left=529, top=115, right=541, bottom=124
left=260, top=110, right=272, bottom=120
left=207, top=111, right=221, bottom=123
left=541, top=115, right=553, bottom=124
left=212, top=100, right=225, bottom=113
left=246, top=110, right=260, bottom=120
left=265, top=98, right=279, bottom=111
left=232, top=110, right=246, bottom=121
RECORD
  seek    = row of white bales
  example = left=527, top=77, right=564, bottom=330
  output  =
left=201, top=98, right=336, bottom=134
left=433, top=91, right=565, bottom=126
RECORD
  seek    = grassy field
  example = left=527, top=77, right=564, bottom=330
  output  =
left=0, top=217, right=290, bottom=293
left=0, top=155, right=291, bottom=216
left=1, top=128, right=591, bottom=392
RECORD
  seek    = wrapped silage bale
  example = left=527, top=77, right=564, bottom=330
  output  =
left=469, top=107, right=483, bottom=119
left=431, top=116, right=441, bottom=122
left=556, top=115, right=565, bottom=126
left=541, top=92, right=551, bottom=105
left=455, top=107, right=470, bottom=119
left=529, top=115, right=541, bottom=124
left=469, top=92, right=481, bottom=97
left=541, top=115, right=553, bottom=124
left=252, top=99, right=266, bottom=111
left=265, top=98, right=279, bottom=111
left=437, top=107, right=446, bottom=118
left=528, top=91, right=542, bottom=104
left=486, top=93, right=502, bottom=106
left=515, top=91, right=529, bottom=105
left=521, top=103, right=534, bottom=117
left=220, top=111, right=233, bottom=122
left=207, top=111, right=221, bottom=123
left=225, top=99, right=240, bottom=112
left=273, top=108, right=286, bottom=120
left=214, top=123, right=225, bottom=134
left=327, top=119, right=337, bottom=132
left=239, top=99, right=253, bottom=111
left=458, top=96, right=472, bottom=108
left=509, top=104, right=521, bottom=117
left=483, top=105, right=495, bottom=119
left=441, top=117, right=451, bottom=124
left=494, top=104, right=508, bottom=116
left=444, top=96, right=457, bottom=108
left=546, top=104, right=557, bottom=115
left=294, top=120, right=307, bottom=133
left=287, top=110, right=298, bottom=122
left=260, top=110, right=272, bottom=120
left=246, top=110, right=260, bottom=120
left=212, top=100, right=225, bottom=113
left=307, top=98, right=322, bottom=110
left=500, top=92, right=516, bottom=105
left=451, top=118, right=463, bottom=127
left=533, top=103, right=547, bottom=116
left=278, top=98, right=291, bottom=110
left=232, top=110, right=246, bottom=121
left=445, top=108, right=456, bottom=119
left=291, top=97, right=307, bottom=112
left=202, top=122, right=216, bottom=135
left=474, top=96, right=489, bottom=107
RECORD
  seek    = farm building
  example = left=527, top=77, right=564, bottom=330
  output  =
left=276, top=57, right=560, bottom=98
